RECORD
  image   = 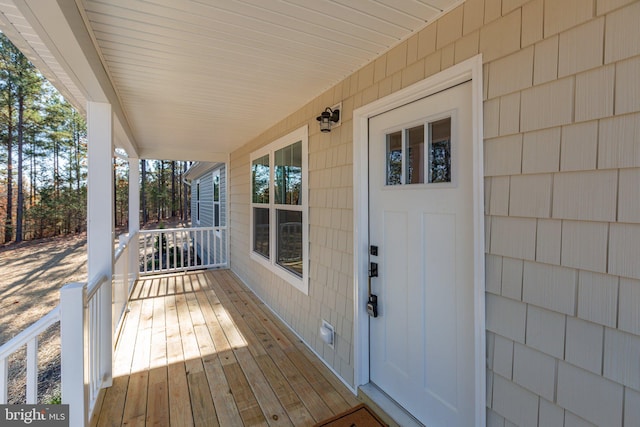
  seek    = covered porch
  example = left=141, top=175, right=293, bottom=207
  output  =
left=91, top=269, right=361, bottom=427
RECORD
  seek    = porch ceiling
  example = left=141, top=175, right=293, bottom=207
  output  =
left=0, top=0, right=462, bottom=162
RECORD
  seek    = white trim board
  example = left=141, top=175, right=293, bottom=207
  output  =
left=351, top=54, right=486, bottom=426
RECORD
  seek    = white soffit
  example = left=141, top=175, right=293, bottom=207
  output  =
left=1, top=0, right=463, bottom=161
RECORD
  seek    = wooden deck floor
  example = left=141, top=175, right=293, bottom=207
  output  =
left=90, top=269, right=360, bottom=427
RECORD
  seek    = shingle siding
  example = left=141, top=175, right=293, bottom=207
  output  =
left=481, top=1, right=640, bottom=425
left=225, top=1, right=640, bottom=425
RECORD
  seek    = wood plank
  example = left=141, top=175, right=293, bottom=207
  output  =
left=201, top=353, right=243, bottom=427
left=175, top=292, right=201, bottom=361
left=191, top=289, right=242, bottom=426
left=167, top=362, right=194, bottom=427
left=200, top=274, right=291, bottom=425
left=100, top=271, right=365, bottom=426
left=255, top=353, right=316, bottom=426
left=162, top=291, right=193, bottom=426
left=120, top=371, right=148, bottom=427
left=130, top=297, right=154, bottom=373
left=149, top=287, right=167, bottom=369
left=223, top=361, right=268, bottom=427
left=145, top=289, right=170, bottom=425
left=112, top=298, right=142, bottom=377
left=226, top=271, right=360, bottom=408
left=185, top=358, right=219, bottom=426
left=216, top=270, right=359, bottom=411
left=233, top=347, right=292, bottom=426
left=206, top=273, right=319, bottom=423
left=210, top=272, right=334, bottom=422
left=200, top=280, right=291, bottom=425
left=164, top=295, right=184, bottom=364
left=88, top=388, right=106, bottom=427
left=146, top=367, right=169, bottom=426
left=95, top=375, right=128, bottom=427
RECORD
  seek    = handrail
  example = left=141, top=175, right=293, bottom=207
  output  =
left=0, top=306, right=60, bottom=360
left=114, top=231, right=136, bottom=261
left=139, top=226, right=228, bottom=275
left=86, top=274, right=108, bottom=301
left=0, top=305, right=61, bottom=404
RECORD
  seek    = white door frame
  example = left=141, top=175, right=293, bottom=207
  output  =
left=352, top=54, right=486, bottom=425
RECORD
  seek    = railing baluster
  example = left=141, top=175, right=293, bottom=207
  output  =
left=137, top=226, right=227, bottom=275
left=188, top=230, right=192, bottom=267
left=26, top=338, right=38, bottom=404
left=0, top=357, right=7, bottom=403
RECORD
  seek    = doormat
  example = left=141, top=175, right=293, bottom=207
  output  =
left=313, top=403, right=388, bottom=427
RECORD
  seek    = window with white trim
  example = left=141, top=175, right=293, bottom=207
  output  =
left=213, top=170, right=220, bottom=227
left=250, top=126, right=308, bottom=294
left=195, top=180, right=201, bottom=224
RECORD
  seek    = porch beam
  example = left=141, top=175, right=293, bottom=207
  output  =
left=87, top=101, right=114, bottom=388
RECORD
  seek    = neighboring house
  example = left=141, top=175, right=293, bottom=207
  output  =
left=1, top=0, right=639, bottom=426
left=184, top=162, right=228, bottom=267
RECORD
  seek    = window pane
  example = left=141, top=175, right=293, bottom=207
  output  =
left=276, top=210, right=303, bottom=277
left=252, top=155, right=270, bottom=203
left=275, top=141, right=302, bottom=205
left=214, top=204, right=220, bottom=227
left=429, top=118, right=452, bottom=183
left=253, top=207, right=269, bottom=258
left=406, top=125, right=425, bottom=184
left=386, top=131, right=402, bottom=185
left=213, top=174, right=220, bottom=202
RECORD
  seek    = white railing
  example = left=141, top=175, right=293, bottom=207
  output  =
left=85, top=275, right=111, bottom=412
left=0, top=306, right=61, bottom=404
left=139, top=226, right=227, bottom=275
left=0, top=275, right=112, bottom=426
left=1, top=226, right=227, bottom=424
left=113, top=233, right=138, bottom=338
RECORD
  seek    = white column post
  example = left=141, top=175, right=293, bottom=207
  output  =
left=128, top=157, right=140, bottom=283
left=129, top=157, right=140, bottom=233
left=60, top=283, right=88, bottom=427
left=87, top=101, right=114, bottom=388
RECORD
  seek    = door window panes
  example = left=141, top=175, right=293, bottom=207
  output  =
left=276, top=210, right=303, bottom=277
left=252, top=155, right=270, bottom=203
left=428, top=118, right=452, bottom=183
left=274, top=141, right=302, bottom=205
left=385, top=117, right=452, bottom=186
left=407, top=125, right=425, bottom=184
left=386, top=131, right=402, bottom=185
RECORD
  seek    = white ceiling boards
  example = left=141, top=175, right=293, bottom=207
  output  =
left=0, top=0, right=462, bottom=160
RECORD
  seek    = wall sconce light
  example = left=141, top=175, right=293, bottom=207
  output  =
left=316, top=107, right=340, bottom=133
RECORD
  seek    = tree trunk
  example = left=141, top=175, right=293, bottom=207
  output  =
left=171, top=161, right=176, bottom=218
left=15, top=92, right=24, bottom=242
left=183, top=162, right=189, bottom=222
left=4, top=105, right=13, bottom=243
left=141, top=159, right=147, bottom=224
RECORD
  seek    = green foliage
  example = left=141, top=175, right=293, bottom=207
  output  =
left=0, top=34, right=191, bottom=242
left=0, top=33, right=88, bottom=241
left=46, top=391, right=62, bottom=405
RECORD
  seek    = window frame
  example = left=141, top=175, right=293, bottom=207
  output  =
left=195, top=179, right=201, bottom=224
left=383, top=109, right=458, bottom=189
left=212, top=169, right=221, bottom=228
left=249, top=126, right=309, bottom=295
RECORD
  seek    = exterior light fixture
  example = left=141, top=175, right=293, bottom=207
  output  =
left=316, top=107, right=340, bottom=133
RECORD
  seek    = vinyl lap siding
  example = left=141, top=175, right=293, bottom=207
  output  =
left=191, top=165, right=227, bottom=265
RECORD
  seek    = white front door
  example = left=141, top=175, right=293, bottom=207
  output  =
left=368, top=81, right=475, bottom=426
